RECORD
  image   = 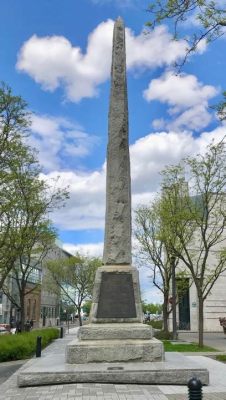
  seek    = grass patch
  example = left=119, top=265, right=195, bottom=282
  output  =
left=0, top=328, right=59, bottom=362
left=163, top=340, right=218, bottom=352
left=216, top=354, right=226, bottom=362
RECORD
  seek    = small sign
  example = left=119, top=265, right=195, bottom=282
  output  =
left=192, top=302, right=197, bottom=308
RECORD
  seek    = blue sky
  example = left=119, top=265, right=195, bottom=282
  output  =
left=1, top=0, right=226, bottom=302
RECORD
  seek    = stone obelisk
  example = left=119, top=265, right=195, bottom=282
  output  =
left=103, top=16, right=131, bottom=266
left=66, top=18, right=164, bottom=365
left=17, top=18, right=209, bottom=388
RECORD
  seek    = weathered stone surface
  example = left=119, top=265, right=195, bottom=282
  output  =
left=89, top=265, right=143, bottom=323
left=103, top=17, right=131, bottom=265
left=66, top=337, right=164, bottom=364
left=17, top=352, right=209, bottom=387
left=78, top=323, right=153, bottom=340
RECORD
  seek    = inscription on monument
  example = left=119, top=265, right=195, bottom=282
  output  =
left=96, top=272, right=137, bottom=318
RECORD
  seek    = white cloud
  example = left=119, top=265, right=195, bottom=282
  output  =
left=144, top=72, right=217, bottom=109
left=126, top=25, right=186, bottom=70
left=17, top=21, right=114, bottom=102
left=30, top=114, right=99, bottom=171
left=63, top=242, right=103, bottom=257
left=43, top=167, right=106, bottom=230
left=144, top=72, right=218, bottom=131
left=168, top=104, right=212, bottom=132
left=17, top=21, right=187, bottom=102
left=43, top=125, right=226, bottom=231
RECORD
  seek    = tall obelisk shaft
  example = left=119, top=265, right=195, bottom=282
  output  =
left=103, top=17, right=132, bottom=265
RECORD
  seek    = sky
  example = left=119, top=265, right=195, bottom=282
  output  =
left=1, top=0, right=226, bottom=303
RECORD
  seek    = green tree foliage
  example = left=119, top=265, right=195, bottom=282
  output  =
left=142, top=301, right=162, bottom=315
left=82, top=300, right=92, bottom=316
left=146, top=1, right=226, bottom=118
left=135, top=202, right=174, bottom=332
left=135, top=196, right=190, bottom=333
left=0, top=83, right=69, bottom=329
left=160, top=139, right=226, bottom=346
left=147, top=0, right=226, bottom=56
left=46, top=254, right=101, bottom=326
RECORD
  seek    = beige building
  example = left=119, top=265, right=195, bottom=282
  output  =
left=171, top=227, right=226, bottom=332
left=177, top=270, right=226, bottom=332
left=0, top=242, right=71, bottom=328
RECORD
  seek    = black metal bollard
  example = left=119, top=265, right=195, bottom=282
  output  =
left=36, top=336, right=42, bottom=358
left=188, top=377, right=202, bottom=400
left=60, top=326, right=64, bottom=338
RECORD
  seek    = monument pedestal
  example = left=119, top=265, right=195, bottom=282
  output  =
left=66, top=324, right=164, bottom=363
left=66, top=265, right=164, bottom=364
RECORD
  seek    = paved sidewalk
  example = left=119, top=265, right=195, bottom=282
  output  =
left=178, top=331, right=226, bottom=353
left=1, top=327, right=226, bottom=400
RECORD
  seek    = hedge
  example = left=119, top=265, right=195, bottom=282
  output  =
left=0, top=328, right=59, bottom=362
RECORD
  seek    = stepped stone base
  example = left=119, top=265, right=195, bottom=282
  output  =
left=78, top=323, right=153, bottom=340
left=66, top=337, right=163, bottom=364
left=17, top=353, right=209, bottom=387
left=66, top=323, right=164, bottom=364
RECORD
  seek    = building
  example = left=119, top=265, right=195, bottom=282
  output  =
left=0, top=242, right=72, bottom=328
left=176, top=270, right=226, bottom=332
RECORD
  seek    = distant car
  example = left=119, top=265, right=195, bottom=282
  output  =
left=0, top=327, right=10, bottom=335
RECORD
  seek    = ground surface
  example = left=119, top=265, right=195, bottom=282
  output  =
left=0, top=327, right=226, bottom=399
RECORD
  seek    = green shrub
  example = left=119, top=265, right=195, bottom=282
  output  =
left=0, top=328, right=59, bottom=362
left=145, top=320, right=163, bottom=330
left=216, top=354, right=226, bottom=362
left=154, top=330, right=174, bottom=340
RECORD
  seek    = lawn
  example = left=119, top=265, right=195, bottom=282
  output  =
left=163, top=340, right=219, bottom=352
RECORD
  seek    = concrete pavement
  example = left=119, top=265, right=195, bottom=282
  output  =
left=1, top=327, right=226, bottom=399
left=178, top=331, right=226, bottom=353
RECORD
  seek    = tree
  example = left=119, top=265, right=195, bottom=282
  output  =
left=160, top=139, right=226, bottom=346
left=0, top=82, right=31, bottom=286
left=147, top=0, right=226, bottom=61
left=1, top=221, right=57, bottom=331
left=0, top=83, right=69, bottom=329
left=142, top=301, right=162, bottom=315
left=46, top=254, right=101, bottom=326
left=0, top=83, right=69, bottom=294
left=146, top=1, right=226, bottom=117
left=135, top=202, right=173, bottom=332
left=82, top=300, right=92, bottom=316
left=135, top=196, right=189, bottom=334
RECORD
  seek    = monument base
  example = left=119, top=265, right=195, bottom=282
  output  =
left=66, top=323, right=163, bottom=363
left=17, top=353, right=209, bottom=387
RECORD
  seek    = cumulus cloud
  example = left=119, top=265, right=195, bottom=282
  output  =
left=144, top=72, right=218, bottom=131
left=126, top=25, right=186, bottom=70
left=17, top=21, right=113, bottom=102
left=63, top=242, right=104, bottom=257
left=17, top=21, right=187, bottom=102
left=30, top=114, right=99, bottom=171
left=43, top=167, right=106, bottom=231
left=43, top=125, right=226, bottom=231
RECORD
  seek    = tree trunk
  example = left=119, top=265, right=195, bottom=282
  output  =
left=78, top=306, right=83, bottom=326
left=20, top=286, right=26, bottom=332
left=198, top=295, right=204, bottom=347
left=163, top=293, right=169, bottom=332
left=171, top=257, right=177, bottom=340
left=20, top=299, right=25, bottom=332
